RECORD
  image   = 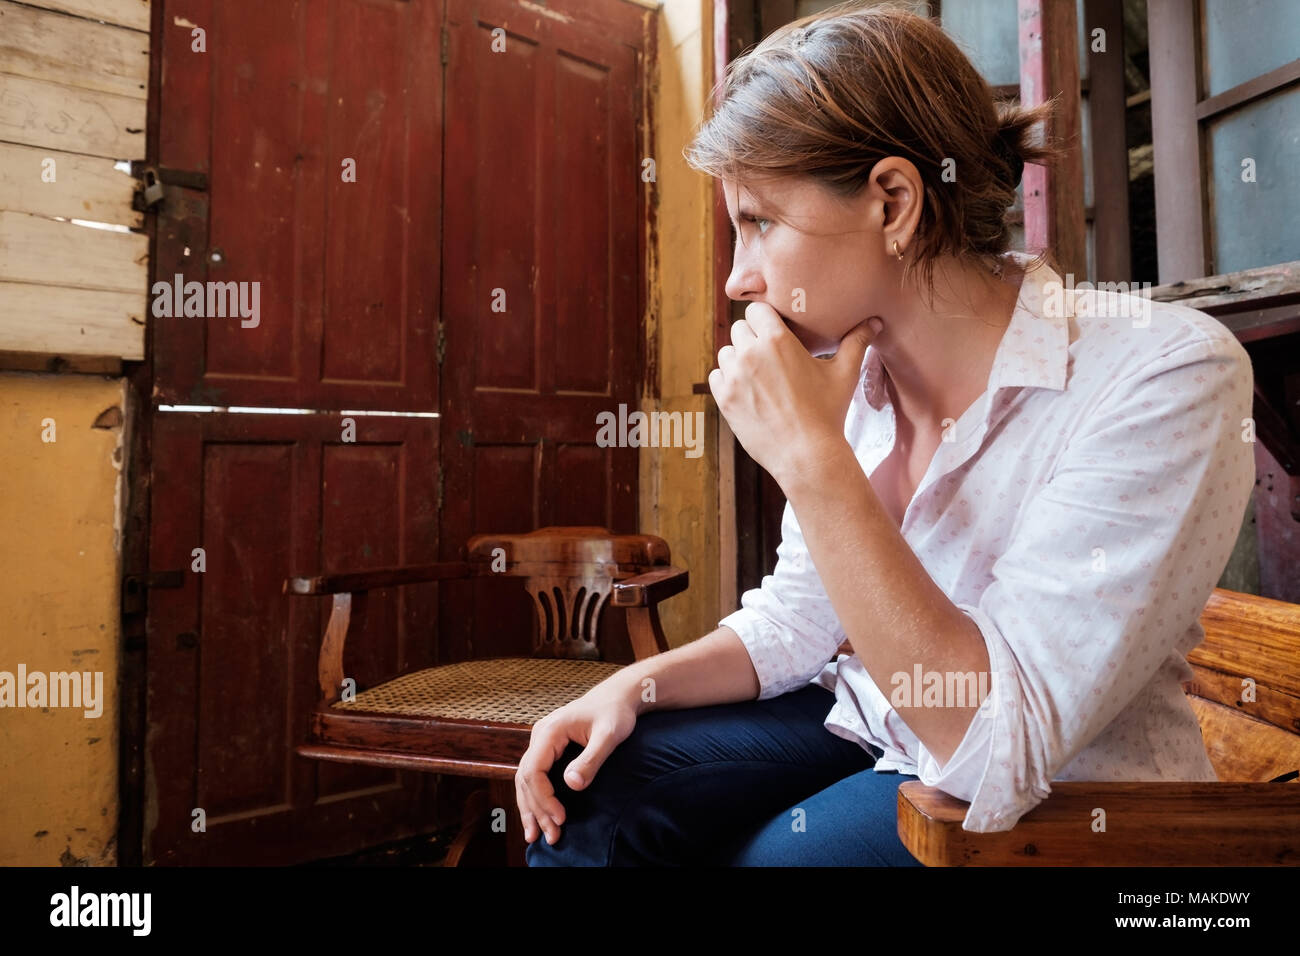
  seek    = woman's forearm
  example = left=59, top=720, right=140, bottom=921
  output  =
left=601, top=626, right=761, bottom=715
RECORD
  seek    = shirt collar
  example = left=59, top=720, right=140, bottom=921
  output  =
left=861, top=250, right=1073, bottom=412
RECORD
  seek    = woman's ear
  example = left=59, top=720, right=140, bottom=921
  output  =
left=869, top=158, right=923, bottom=245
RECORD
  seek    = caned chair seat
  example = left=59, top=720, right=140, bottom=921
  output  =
left=331, top=657, right=627, bottom=724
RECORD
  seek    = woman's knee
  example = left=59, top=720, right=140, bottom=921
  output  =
left=524, top=695, right=875, bottom=866
left=717, top=770, right=925, bottom=867
left=523, top=714, right=739, bottom=867
left=524, top=729, right=657, bottom=867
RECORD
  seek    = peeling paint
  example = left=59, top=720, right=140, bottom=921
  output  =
left=516, top=0, right=573, bottom=23
left=111, top=383, right=129, bottom=556
left=92, top=406, right=123, bottom=429
left=59, top=845, right=90, bottom=867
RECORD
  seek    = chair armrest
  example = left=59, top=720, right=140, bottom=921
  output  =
left=283, top=561, right=472, bottom=595
left=610, top=566, right=689, bottom=607
left=284, top=562, right=471, bottom=703
left=897, top=780, right=1300, bottom=866
left=609, top=567, right=688, bottom=661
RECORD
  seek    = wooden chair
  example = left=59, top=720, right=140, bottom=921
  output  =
left=283, top=526, right=688, bottom=867
left=892, top=587, right=1300, bottom=865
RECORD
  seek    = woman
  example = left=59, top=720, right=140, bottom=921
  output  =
left=516, top=3, right=1255, bottom=866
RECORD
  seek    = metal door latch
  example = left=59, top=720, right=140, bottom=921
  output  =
left=130, top=163, right=209, bottom=212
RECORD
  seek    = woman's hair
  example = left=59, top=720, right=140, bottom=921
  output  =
left=683, top=1, right=1069, bottom=304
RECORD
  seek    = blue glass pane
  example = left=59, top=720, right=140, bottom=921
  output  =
left=1203, top=0, right=1300, bottom=98
left=941, top=0, right=1021, bottom=88
left=1207, top=87, right=1300, bottom=273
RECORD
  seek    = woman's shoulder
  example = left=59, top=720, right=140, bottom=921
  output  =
left=1064, top=279, right=1251, bottom=394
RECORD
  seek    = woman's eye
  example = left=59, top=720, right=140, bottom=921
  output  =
left=742, top=215, right=772, bottom=236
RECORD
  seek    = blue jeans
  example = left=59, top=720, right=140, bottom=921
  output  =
left=524, top=683, right=924, bottom=866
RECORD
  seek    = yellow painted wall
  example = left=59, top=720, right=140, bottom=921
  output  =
left=642, top=0, right=725, bottom=649
left=0, top=372, right=126, bottom=865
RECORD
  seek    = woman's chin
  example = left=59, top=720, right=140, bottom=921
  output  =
left=813, top=334, right=851, bottom=357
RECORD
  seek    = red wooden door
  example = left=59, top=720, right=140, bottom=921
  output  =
left=141, top=0, right=653, bottom=864
left=145, top=0, right=445, bottom=865
left=438, top=0, right=653, bottom=663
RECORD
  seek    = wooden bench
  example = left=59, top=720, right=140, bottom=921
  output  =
left=894, top=587, right=1300, bottom=865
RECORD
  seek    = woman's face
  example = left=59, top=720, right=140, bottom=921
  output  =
left=722, top=173, right=905, bottom=357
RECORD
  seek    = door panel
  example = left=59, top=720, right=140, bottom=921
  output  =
left=146, top=411, right=440, bottom=865
left=439, top=0, right=650, bottom=665
left=154, top=0, right=440, bottom=410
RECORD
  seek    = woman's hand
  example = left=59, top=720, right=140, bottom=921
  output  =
left=514, top=678, right=640, bottom=846
left=709, top=304, right=880, bottom=491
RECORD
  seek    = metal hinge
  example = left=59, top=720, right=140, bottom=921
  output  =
left=121, top=569, right=186, bottom=651
left=436, top=318, right=446, bottom=366
left=122, top=570, right=185, bottom=614
left=441, top=26, right=449, bottom=65
left=436, top=462, right=444, bottom=513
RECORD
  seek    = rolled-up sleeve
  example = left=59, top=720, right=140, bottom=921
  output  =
left=913, top=682, right=997, bottom=798
left=938, top=332, right=1255, bottom=832
left=718, top=499, right=847, bottom=700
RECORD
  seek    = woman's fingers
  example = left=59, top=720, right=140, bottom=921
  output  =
left=516, top=770, right=551, bottom=844
left=562, top=722, right=619, bottom=791
left=516, top=724, right=572, bottom=845
left=515, top=697, right=637, bottom=847
left=520, top=806, right=540, bottom=844
left=517, top=775, right=559, bottom=845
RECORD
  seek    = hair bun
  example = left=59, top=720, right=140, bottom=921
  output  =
left=991, top=128, right=1025, bottom=189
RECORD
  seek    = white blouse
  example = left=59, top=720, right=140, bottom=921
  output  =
left=718, top=250, right=1256, bottom=833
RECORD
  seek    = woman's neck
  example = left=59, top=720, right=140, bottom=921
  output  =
left=876, top=254, right=1027, bottom=435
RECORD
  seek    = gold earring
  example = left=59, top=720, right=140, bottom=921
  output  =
left=892, top=240, right=904, bottom=261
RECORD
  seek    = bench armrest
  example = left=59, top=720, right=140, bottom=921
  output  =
left=897, top=780, right=1300, bottom=866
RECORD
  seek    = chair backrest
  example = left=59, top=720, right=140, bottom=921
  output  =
left=464, top=526, right=671, bottom=661
left=1185, top=588, right=1300, bottom=783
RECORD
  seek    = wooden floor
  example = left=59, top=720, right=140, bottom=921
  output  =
left=305, top=828, right=457, bottom=867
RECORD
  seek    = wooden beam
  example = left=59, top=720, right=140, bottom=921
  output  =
left=0, top=142, right=142, bottom=229
left=0, top=0, right=150, bottom=100
left=16, top=0, right=150, bottom=34
left=1084, top=0, right=1131, bottom=283
left=0, top=209, right=147, bottom=293
left=713, top=0, right=759, bottom=619
left=1148, top=0, right=1206, bottom=281
left=1195, top=55, right=1300, bottom=122
left=1018, top=0, right=1087, bottom=279
left=0, top=281, right=145, bottom=358
left=0, top=72, right=145, bottom=158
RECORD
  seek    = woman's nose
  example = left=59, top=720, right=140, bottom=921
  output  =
left=724, top=249, right=762, bottom=302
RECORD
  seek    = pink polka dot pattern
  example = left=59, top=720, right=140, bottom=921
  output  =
left=717, top=250, right=1257, bottom=834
